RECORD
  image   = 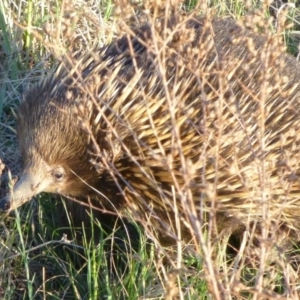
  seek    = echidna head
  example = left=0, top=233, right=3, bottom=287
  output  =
left=0, top=83, right=104, bottom=212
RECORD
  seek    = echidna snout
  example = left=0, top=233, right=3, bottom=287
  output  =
left=0, top=159, right=71, bottom=211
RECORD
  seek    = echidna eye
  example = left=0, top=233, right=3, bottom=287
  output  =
left=55, top=173, right=63, bottom=179
left=52, top=167, right=65, bottom=181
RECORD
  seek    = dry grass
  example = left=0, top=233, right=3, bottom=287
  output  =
left=2, top=0, right=300, bottom=299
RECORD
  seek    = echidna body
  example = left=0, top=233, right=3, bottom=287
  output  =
left=3, top=16, right=300, bottom=243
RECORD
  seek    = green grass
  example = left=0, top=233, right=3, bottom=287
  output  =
left=1, top=0, right=300, bottom=299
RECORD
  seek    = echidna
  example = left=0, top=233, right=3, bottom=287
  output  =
left=2, top=15, right=300, bottom=244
